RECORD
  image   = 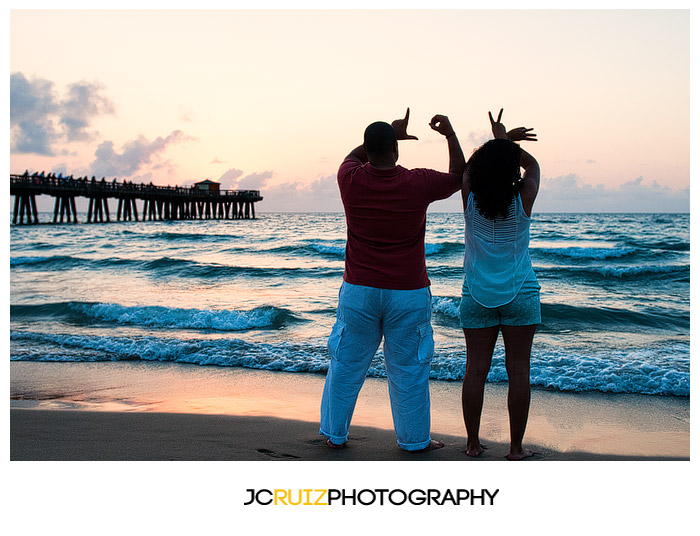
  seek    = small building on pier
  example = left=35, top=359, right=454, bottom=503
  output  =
left=194, top=179, right=220, bottom=194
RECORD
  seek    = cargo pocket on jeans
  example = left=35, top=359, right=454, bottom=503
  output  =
left=327, top=319, right=346, bottom=360
left=416, top=321, right=434, bottom=364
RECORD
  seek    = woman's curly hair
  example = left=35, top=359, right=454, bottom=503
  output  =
left=466, top=138, right=523, bottom=220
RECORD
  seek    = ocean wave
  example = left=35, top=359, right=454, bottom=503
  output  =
left=263, top=241, right=463, bottom=259
left=430, top=296, right=688, bottom=332
left=540, top=303, right=688, bottom=332
left=149, top=259, right=341, bottom=279
left=529, top=231, right=576, bottom=241
left=11, top=255, right=81, bottom=268
left=533, top=246, right=638, bottom=260
left=309, top=243, right=346, bottom=257
left=432, top=296, right=461, bottom=319
left=118, top=229, right=242, bottom=242
left=536, top=264, right=688, bottom=280
left=11, top=302, right=302, bottom=331
left=10, top=331, right=689, bottom=396
left=427, top=344, right=689, bottom=396
left=11, top=241, right=60, bottom=251
left=622, top=238, right=689, bottom=252
left=10, top=331, right=331, bottom=373
left=268, top=243, right=346, bottom=258
left=11, top=254, right=144, bottom=270
left=425, top=265, right=464, bottom=278
left=425, top=241, right=464, bottom=256
left=528, top=349, right=689, bottom=396
left=149, top=231, right=235, bottom=242
left=11, top=254, right=342, bottom=279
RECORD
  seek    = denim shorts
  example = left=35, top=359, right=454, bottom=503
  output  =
left=459, top=273, right=541, bottom=329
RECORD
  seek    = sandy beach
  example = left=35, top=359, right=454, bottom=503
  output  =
left=10, top=361, right=690, bottom=461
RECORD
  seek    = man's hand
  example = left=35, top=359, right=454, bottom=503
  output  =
left=429, top=114, right=455, bottom=137
left=392, top=108, right=419, bottom=141
left=489, top=108, right=537, bottom=142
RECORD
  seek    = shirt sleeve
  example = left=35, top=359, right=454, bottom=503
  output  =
left=337, top=159, right=362, bottom=185
left=415, top=168, right=461, bottom=202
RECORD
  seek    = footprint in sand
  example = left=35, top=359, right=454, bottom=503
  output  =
left=257, top=448, right=301, bottom=459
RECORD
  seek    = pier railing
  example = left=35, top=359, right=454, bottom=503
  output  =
left=10, top=173, right=263, bottom=224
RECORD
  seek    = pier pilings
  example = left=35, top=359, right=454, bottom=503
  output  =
left=13, top=192, right=39, bottom=225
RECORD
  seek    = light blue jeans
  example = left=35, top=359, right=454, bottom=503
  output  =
left=319, top=281, right=435, bottom=451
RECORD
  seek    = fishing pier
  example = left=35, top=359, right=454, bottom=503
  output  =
left=10, top=173, right=263, bottom=224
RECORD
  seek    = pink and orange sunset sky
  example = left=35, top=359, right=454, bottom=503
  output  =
left=9, top=7, right=690, bottom=212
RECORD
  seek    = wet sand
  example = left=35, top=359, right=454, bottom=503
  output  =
left=10, top=361, right=690, bottom=461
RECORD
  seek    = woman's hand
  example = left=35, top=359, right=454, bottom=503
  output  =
left=507, top=127, right=537, bottom=142
left=392, top=108, right=419, bottom=141
left=489, top=108, right=508, bottom=139
left=489, top=108, right=537, bottom=142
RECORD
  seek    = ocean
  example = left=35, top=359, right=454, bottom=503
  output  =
left=9, top=211, right=690, bottom=398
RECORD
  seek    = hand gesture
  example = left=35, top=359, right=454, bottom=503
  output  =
left=429, top=114, right=455, bottom=137
left=391, top=108, right=419, bottom=141
left=488, top=108, right=508, bottom=139
left=489, top=108, right=537, bottom=142
left=506, top=127, right=537, bottom=142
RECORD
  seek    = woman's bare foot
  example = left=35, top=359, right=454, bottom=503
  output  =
left=506, top=448, right=534, bottom=460
left=465, top=441, right=487, bottom=457
left=326, top=439, right=346, bottom=449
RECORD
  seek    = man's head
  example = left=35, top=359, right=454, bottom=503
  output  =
left=364, top=121, right=398, bottom=166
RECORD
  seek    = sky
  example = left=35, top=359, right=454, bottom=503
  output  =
left=9, top=8, right=691, bottom=212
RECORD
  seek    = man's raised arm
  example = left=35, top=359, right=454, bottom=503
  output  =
left=344, top=144, right=368, bottom=164
left=429, top=114, right=465, bottom=177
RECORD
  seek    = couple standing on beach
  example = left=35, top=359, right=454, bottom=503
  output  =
left=319, top=108, right=540, bottom=460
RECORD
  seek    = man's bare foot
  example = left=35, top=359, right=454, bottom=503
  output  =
left=407, top=439, right=444, bottom=453
left=326, top=439, right=346, bottom=449
left=465, top=442, right=487, bottom=458
left=506, top=448, right=534, bottom=460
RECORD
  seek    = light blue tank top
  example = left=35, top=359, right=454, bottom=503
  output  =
left=463, top=192, right=533, bottom=307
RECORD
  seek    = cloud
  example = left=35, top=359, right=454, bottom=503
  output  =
left=210, top=169, right=274, bottom=191
left=10, top=117, right=58, bottom=157
left=89, top=130, right=189, bottom=179
left=464, top=129, right=492, bottom=150
left=10, top=72, right=114, bottom=155
left=177, top=167, right=242, bottom=188
left=217, top=168, right=244, bottom=188
left=534, top=174, right=689, bottom=213
left=10, top=73, right=59, bottom=155
left=178, top=104, right=195, bottom=123
left=430, top=174, right=689, bottom=213
left=181, top=169, right=333, bottom=209
left=193, top=170, right=342, bottom=211
left=238, top=171, right=274, bottom=190
left=60, top=80, right=115, bottom=142
left=256, top=175, right=343, bottom=212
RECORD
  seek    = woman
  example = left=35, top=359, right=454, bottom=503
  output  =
left=460, top=109, right=540, bottom=460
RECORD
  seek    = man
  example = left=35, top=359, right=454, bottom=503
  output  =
left=320, top=108, right=465, bottom=452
